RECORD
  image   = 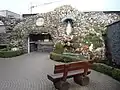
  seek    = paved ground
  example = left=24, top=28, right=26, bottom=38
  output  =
left=0, top=52, right=120, bottom=90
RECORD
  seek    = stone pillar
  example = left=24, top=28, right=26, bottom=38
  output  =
left=28, top=37, right=30, bottom=53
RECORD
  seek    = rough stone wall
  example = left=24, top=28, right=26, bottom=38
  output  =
left=107, top=21, right=120, bottom=65
left=0, top=33, right=7, bottom=44
left=11, top=5, right=120, bottom=52
left=0, top=16, right=21, bottom=44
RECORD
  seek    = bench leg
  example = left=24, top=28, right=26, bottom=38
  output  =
left=74, top=75, right=90, bottom=86
left=53, top=80, right=70, bottom=90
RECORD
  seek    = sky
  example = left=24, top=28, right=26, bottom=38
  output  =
left=0, top=0, right=120, bottom=15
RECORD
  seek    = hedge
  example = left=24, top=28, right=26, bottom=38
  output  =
left=50, top=52, right=86, bottom=63
left=92, top=63, right=120, bottom=82
left=0, top=49, right=24, bottom=58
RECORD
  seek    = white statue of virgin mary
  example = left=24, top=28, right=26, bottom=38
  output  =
left=66, top=21, right=72, bottom=35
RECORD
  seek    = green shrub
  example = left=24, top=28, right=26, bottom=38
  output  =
left=0, top=50, right=24, bottom=58
left=92, top=63, right=120, bottom=82
left=50, top=52, right=63, bottom=61
left=0, top=48, right=8, bottom=51
left=63, top=52, right=86, bottom=59
left=50, top=52, right=86, bottom=63
left=62, top=55, right=80, bottom=63
left=111, top=69, right=120, bottom=81
left=53, top=42, right=64, bottom=54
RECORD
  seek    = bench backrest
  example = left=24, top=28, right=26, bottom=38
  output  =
left=54, top=62, right=89, bottom=73
left=54, top=60, right=92, bottom=80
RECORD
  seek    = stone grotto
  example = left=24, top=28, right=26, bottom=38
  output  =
left=0, top=5, right=120, bottom=54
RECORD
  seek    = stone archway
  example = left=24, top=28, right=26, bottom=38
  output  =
left=27, top=32, right=54, bottom=53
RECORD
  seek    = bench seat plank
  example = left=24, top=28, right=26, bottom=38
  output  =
left=47, top=70, right=91, bottom=82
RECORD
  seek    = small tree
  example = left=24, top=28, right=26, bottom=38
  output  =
left=53, top=42, right=64, bottom=54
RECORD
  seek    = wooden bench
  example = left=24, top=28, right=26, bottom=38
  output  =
left=47, top=60, right=93, bottom=90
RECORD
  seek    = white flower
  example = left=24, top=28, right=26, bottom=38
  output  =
left=89, top=44, right=93, bottom=52
left=67, top=42, right=71, bottom=46
left=11, top=47, right=19, bottom=51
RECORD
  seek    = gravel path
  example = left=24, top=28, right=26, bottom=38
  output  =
left=0, top=52, right=120, bottom=90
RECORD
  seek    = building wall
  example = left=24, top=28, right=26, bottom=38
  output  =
left=107, top=21, right=120, bottom=65
left=0, top=11, right=6, bottom=17
left=0, top=10, right=21, bottom=19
